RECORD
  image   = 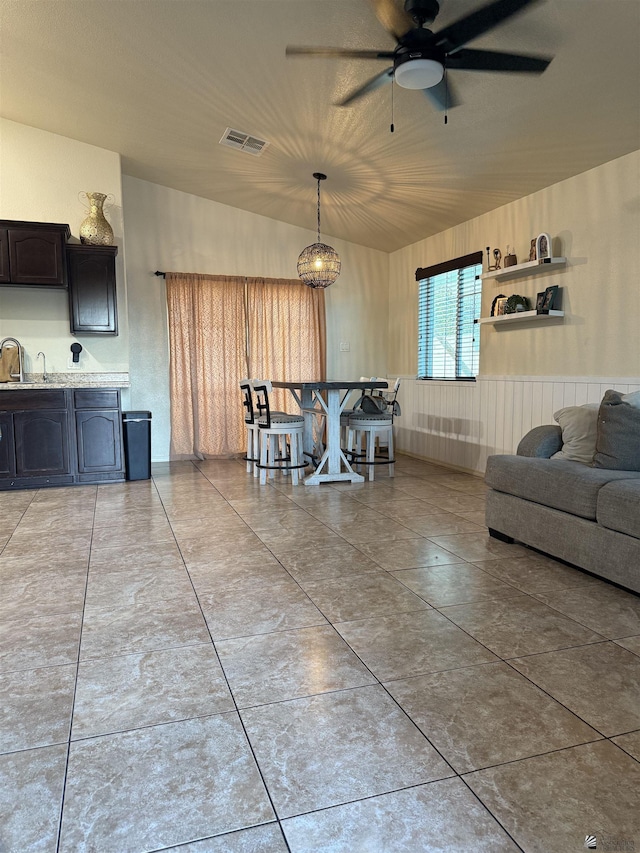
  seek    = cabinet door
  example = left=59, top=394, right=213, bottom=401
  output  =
left=0, top=229, right=9, bottom=283
left=75, top=410, right=123, bottom=473
left=8, top=228, right=67, bottom=286
left=67, top=246, right=118, bottom=335
left=0, top=413, right=16, bottom=476
left=14, top=411, right=71, bottom=476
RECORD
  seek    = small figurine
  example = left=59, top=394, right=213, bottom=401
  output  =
left=529, top=239, right=537, bottom=261
left=492, top=248, right=502, bottom=270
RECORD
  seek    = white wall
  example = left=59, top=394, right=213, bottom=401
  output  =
left=121, top=176, right=389, bottom=461
left=0, top=119, right=129, bottom=382
left=389, top=151, right=640, bottom=473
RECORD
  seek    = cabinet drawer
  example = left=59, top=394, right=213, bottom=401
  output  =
left=0, top=389, right=67, bottom=411
left=74, top=389, right=120, bottom=409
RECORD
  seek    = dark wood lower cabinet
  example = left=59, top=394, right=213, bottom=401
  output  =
left=0, top=388, right=125, bottom=489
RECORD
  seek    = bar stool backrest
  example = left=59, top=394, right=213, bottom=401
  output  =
left=239, top=378, right=255, bottom=424
left=253, top=380, right=273, bottom=428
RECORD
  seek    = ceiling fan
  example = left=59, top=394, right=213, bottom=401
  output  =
left=286, top=0, right=552, bottom=111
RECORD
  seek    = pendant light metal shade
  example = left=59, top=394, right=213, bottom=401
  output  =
left=298, top=173, right=341, bottom=289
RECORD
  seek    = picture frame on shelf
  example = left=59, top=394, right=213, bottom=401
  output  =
left=491, top=293, right=507, bottom=316
left=535, top=232, right=552, bottom=260
left=542, top=285, right=559, bottom=310
left=495, top=296, right=508, bottom=316
left=536, top=291, right=547, bottom=312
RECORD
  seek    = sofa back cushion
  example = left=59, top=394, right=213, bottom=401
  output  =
left=593, top=389, right=640, bottom=471
left=551, top=404, right=599, bottom=464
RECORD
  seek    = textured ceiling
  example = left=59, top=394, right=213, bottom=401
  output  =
left=1, top=0, right=639, bottom=252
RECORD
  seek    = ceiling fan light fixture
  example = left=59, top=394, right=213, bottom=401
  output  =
left=394, top=57, right=444, bottom=89
left=297, top=172, right=341, bottom=289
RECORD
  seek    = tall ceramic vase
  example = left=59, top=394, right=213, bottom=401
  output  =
left=79, top=192, right=114, bottom=245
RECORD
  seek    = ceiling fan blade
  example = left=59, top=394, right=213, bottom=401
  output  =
left=336, top=68, right=394, bottom=106
left=422, top=76, right=462, bottom=111
left=447, top=48, right=551, bottom=73
left=367, top=0, right=414, bottom=40
left=435, top=0, right=542, bottom=53
left=286, top=46, right=395, bottom=60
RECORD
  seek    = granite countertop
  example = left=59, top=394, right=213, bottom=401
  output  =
left=0, top=372, right=130, bottom=390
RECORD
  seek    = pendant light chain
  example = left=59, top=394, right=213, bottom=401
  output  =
left=316, top=176, right=322, bottom=242
left=297, top=171, right=342, bottom=289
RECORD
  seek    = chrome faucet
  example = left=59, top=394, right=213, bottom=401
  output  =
left=37, top=351, right=48, bottom=382
left=0, top=337, right=24, bottom=382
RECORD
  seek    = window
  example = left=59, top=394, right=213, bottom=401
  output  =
left=417, top=251, right=483, bottom=380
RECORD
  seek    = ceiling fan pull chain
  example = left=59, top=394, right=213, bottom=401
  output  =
left=390, top=73, right=395, bottom=133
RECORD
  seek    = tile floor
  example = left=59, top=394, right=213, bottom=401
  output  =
left=1, top=454, right=640, bottom=853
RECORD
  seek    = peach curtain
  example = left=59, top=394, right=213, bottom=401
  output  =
left=166, top=273, right=325, bottom=459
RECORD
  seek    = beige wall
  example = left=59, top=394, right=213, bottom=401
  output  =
left=0, top=119, right=129, bottom=382
left=122, top=176, right=390, bottom=460
left=389, top=150, right=640, bottom=379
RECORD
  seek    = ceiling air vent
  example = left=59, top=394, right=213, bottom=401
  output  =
left=219, top=128, right=270, bottom=156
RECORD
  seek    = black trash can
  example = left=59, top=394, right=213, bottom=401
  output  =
left=122, top=411, right=152, bottom=480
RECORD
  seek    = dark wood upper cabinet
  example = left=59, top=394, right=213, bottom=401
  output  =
left=0, top=220, right=70, bottom=287
left=67, top=244, right=118, bottom=335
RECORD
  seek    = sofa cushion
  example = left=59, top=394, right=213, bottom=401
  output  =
left=485, top=455, right=640, bottom=520
left=551, top=403, right=599, bottom=464
left=597, top=479, right=640, bottom=539
left=593, top=389, right=640, bottom=470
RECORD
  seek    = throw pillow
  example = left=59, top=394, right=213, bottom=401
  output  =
left=622, top=390, right=640, bottom=409
left=551, top=403, right=599, bottom=464
left=592, top=389, right=640, bottom=471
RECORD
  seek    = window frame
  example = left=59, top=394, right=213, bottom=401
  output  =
left=416, top=251, right=483, bottom=381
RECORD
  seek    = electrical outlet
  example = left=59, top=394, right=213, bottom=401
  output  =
left=67, top=357, right=81, bottom=369
left=339, top=341, right=350, bottom=352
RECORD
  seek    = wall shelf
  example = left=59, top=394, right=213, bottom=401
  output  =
left=477, top=310, right=564, bottom=326
left=481, top=257, right=566, bottom=282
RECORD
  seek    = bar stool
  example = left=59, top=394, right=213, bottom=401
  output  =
left=239, top=379, right=260, bottom=477
left=340, top=377, right=376, bottom=446
left=253, top=380, right=306, bottom=485
left=347, top=378, right=401, bottom=481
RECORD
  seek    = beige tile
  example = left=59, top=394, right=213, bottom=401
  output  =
left=510, top=641, right=640, bottom=737
left=453, top=510, right=487, bottom=526
left=334, top=609, right=498, bottom=681
left=428, top=532, right=531, bottom=562
left=161, top=824, right=288, bottom=852
left=0, top=744, right=67, bottom=852
left=356, top=537, right=466, bottom=570
left=282, top=777, right=520, bottom=853
left=615, top=635, right=640, bottom=656
left=400, top=513, right=486, bottom=536
left=465, top=741, right=640, bottom=853
left=0, top=664, right=76, bottom=752
left=0, top=611, right=82, bottom=673
left=88, top=540, right=183, bottom=569
left=241, top=685, right=453, bottom=818
left=386, top=662, right=600, bottom=773
left=200, top=578, right=326, bottom=640
left=259, top=527, right=346, bottom=555
left=84, top=565, right=194, bottom=612
left=302, top=504, right=388, bottom=526
left=80, top=598, right=209, bottom=660
left=188, top=553, right=293, bottom=593
left=441, top=594, right=605, bottom=658
left=179, top=532, right=268, bottom=563
left=391, top=562, right=521, bottom=606
left=59, top=714, right=274, bottom=852
left=534, top=583, right=640, bottom=639
left=329, top=518, right=420, bottom=545
left=301, top=573, right=431, bottom=623
left=72, top=644, right=233, bottom=738
left=611, top=730, right=640, bottom=761
left=276, top=541, right=382, bottom=582
left=217, top=625, right=375, bottom=707
left=421, top=494, right=486, bottom=513
left=371, top=499, right=449, bottom=521
left=1, top=570, right=88, bottom=619
left=475, top=554, right=601, bottom=594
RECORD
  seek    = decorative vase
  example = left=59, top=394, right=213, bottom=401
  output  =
left=79, top=192, right=114, bottom=245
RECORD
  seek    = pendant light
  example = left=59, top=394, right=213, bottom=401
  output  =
left=297, top=172, right=341, bottom=289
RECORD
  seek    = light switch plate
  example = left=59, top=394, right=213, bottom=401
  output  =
left=340, top=341, right=350, bottom=352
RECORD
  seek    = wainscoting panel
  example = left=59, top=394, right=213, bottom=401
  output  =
left=394, top=376, right=640, bottom=476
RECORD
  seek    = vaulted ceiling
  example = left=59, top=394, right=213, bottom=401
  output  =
left=1, top=0, right=639, bottom=251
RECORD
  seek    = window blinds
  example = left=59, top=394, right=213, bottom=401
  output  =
left=417, top=252, right=483, bottom=380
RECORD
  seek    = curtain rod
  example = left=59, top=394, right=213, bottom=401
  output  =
left=154, top=270, right=166, bottom=278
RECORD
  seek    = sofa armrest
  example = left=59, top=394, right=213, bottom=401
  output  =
left=517, top=425, right=563, bottom=458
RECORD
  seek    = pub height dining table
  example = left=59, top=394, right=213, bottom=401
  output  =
left=271, top=379, right=388, bottom=486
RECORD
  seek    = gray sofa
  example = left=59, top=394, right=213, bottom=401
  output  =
left=485, top=425, right=640, bottom=594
